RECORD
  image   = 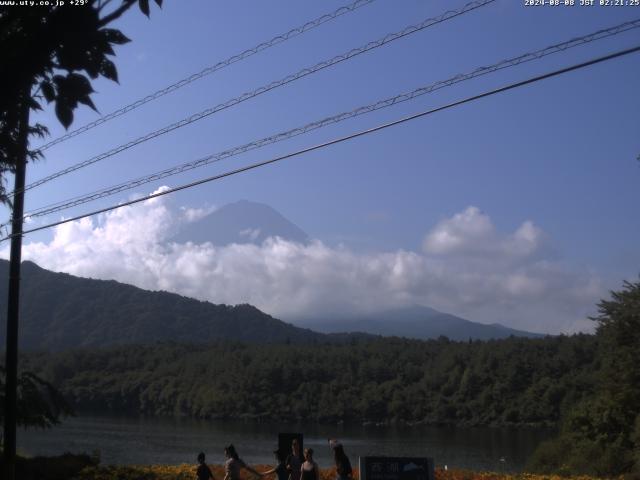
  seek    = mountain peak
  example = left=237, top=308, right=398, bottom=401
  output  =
left=297, top=304, right=544, bottom=341
left=172, top=200, right=309, bottom=246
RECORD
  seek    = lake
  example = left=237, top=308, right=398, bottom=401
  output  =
left=17, top=415, right=553, bottom=472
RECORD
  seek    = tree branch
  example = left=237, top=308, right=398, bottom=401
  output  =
left=98, top=0, right=116, bottom=14
left=97, top=0, right=137, bottom=27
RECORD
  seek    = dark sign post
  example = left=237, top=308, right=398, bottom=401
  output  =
left=278, top=432, right=304, bottom=460
left=360, top=457, right=435, bottom=480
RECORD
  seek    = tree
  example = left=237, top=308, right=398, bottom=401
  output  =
left=1, top=2, right=163, bottom=478
left=0, top=366, right=73, bottom=430
left=528, top=279, right=640, bottom=476
left=591, top=279, right=640, bottom=474
left=0, top=0, right=162, bottom=203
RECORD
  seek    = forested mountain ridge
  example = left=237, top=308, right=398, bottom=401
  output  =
left=0, top=260, right=542, bottom=351
left=21, top=334, right=597, bottom=427
left=0, top=260, right=326, bottom=350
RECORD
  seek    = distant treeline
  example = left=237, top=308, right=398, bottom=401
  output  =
left=21, top=334, right=597, bottom=428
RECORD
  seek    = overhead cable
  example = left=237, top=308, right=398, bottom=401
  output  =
left=18, top=18, right=640, bottom=222
left=16, top=0, right=495, bottom=196
left=5, top=44, right=639, bottom=242
left=35, top=0, right=378, bottom=152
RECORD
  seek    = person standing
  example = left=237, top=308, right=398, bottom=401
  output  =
left=329, top=439, right=352, bottom=480
left=286, top=439, right=303, bottom=480
left=300, top=448, right=319, bottom=480
left=196, top=452, right=215, bottom=480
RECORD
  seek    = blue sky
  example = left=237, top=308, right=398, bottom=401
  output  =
left=3, top=0, right=639, bottom=333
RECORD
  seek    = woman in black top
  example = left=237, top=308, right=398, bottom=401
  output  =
left=300, top=448, right=319, bottom=480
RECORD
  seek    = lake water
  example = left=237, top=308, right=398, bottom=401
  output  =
left=17, top=415, right=553, bottom=472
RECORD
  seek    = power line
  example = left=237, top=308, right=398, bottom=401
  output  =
left=14, top=0, right=495, bottom=197
left=17, top=18, right=640, bottom=222
left=6, top=44, right=639, bottom=242
left=34, top=0, right=377, bottom=152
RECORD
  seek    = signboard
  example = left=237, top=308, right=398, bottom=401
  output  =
left=278, top=432, right=303, bottom=460
left=360, top=457, right=435, bottom=480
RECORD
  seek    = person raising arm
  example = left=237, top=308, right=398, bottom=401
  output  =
left=223, top=444, right=262, bottom=480
left=261, top=450, right=288, bottom=480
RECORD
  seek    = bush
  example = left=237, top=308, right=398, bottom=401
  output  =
left=0, top=452, right=99, bottom=480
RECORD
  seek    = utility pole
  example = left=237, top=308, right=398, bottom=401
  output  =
left=3, top=93, right=30, bottom=480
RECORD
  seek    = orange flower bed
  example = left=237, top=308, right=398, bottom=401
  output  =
left=435, top=469, right=599, bottom=480
left=71, top=464, right=610, bottom=480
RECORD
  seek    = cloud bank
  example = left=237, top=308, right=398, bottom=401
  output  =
left=4, top=190, right=603, bottom=334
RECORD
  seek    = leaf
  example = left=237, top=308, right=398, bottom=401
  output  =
left=28, top=97, right=43, bottom=112
left=41, top=81, right=55, bottom=103
left=101, top=28, right=131, bottom=45
left=29, top=123, right=50, bottom=139
left=83, top=51, right=102, bottom=79
left=99, top=59, right=118, bottom=83
left=66, top=73, right=94, bottom=96
left=55, top=101, right=73, bottom=129
left=101, top=41, right=115, bottom=56
left=78, top=95, right=97, bottom=112
left=84, top=63, right=100, bottom=79
left=52, top=74, right=66, bottom=89
left=139, top=0, right=150, bottom=17
left=154, top=0, right=162, bottom=6
left=56, top=42, right=91, bottom=72
left=28, top=149, right=44, bottom=162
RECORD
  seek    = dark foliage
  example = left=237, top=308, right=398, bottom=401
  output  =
left=0, top=452, right=98, bottom=480
left=528, top=279, right=640, bottom=477
left=0, top=0, right=162, bottom=204
left=21, top=334, right=597, bottom=428
left=0, top=365, right=73, bottom=429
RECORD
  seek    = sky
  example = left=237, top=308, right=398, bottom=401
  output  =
left=1, top=0, right=639, bottom=334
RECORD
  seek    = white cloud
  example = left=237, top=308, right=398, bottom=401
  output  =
left=239, top=228, right=261, bottom=241
left=423, top=206, right=494, bottom=255
left=180, top=204, right=217, bottom=223
left=4, top=192, right=605, bottom=335
left=423, top=206, right=547, bottom=260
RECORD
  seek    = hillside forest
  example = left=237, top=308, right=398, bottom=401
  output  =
left=21, top=335, right=595, bottom=428
left=4, top=280, right=640, bottom=477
